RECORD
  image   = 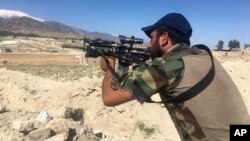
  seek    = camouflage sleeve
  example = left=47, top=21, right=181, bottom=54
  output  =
left=121, top=58, right=184, bottom=104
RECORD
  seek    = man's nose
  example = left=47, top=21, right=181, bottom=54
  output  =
left=147, top=42, right=151, bottom=48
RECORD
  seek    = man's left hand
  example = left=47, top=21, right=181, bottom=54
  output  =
left=100, top=56, right=115, bottom=72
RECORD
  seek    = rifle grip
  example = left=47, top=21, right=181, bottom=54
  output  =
left=101, top=55, right=122, bottom=82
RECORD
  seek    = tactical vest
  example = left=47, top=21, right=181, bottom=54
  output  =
left=159, top=45, right=250, bottom=140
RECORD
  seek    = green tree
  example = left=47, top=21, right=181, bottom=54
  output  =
left=228, top=39, right=240, bottom=50
left=216, top=40, right=224, bottom=50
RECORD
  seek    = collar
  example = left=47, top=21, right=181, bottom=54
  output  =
left=166, top=43, right=190, bottom=53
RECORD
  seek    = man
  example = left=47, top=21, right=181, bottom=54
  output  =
left=100, top=13, right=250, bottom=140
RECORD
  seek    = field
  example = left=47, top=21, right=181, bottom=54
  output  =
left=0, top=36, right=250, bottom=141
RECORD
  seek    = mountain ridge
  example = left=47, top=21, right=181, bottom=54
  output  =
left=0, top=9, right=45, bottom=22
left=0, top=9, right=118, bottom=41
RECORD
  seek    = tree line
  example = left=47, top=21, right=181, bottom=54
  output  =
left=0, top=30, right=39, bottom=37
left=216, top=39, right=249, bottom=51
left=0, top=30, right=83, bottom=41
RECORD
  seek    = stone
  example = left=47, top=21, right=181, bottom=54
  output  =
left=45, top=134, right=64, bottom=141
left=28, top=128, right=53, bottom=141
left=0, top=105, right=7, bottom=114
left=64, top=107, right=84, bottom=121
left=36, top=111, right=52, bottom=125
left=12, top=119, right=35, bottom=134
left=46, top=118, right=69, bottom=139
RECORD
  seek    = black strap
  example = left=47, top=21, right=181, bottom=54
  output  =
left=149, top=44, right=215, bottom=104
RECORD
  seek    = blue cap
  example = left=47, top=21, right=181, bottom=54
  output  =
left=141, top=13, right=192, bottom=38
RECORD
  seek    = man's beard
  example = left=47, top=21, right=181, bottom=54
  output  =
left=149, top=42, right=163, bottom=59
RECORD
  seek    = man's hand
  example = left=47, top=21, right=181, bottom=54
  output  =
left=100, top=56, right=115, bottom=72
left=99, top=56, right=134, bottom=106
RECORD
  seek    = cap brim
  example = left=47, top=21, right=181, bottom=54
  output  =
left=141, top=24, right=157, bottom=37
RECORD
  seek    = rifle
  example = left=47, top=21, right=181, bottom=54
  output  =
left=83, top=35, right=151, bottom=82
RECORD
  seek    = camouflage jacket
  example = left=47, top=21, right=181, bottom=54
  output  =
left=115, top=43, right=207, bottom=140
left=113, top=43, right=250, bottom=141
left=121, top=43, right=189, bottom=104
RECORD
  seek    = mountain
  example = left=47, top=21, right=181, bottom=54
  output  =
left=0, top=9, right=44, bottom=22
left=0, top=9, right=118, bottom=40
left=0, top=16, right=83, bottom=38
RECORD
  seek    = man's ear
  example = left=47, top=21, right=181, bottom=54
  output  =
left=160, top=32, right=169, bottom=47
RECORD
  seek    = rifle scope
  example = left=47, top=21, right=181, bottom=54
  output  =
left=119, top=35, right=143, bottom=45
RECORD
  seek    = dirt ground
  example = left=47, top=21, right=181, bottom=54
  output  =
left=0, top=37, right=250, bottom=141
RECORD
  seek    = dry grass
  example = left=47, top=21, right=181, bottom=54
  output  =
left=0, top=64, right=104, bottom=81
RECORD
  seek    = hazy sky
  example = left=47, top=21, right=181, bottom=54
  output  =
left=0, top=0, right=249, bottom=48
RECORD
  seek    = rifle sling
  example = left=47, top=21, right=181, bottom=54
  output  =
left=149, top=44, right=215, bottom=104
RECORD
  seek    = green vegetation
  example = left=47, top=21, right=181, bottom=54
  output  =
left=0, top=30, right=39, bottom=37
left=0, top=30, right=83, bottom=40
left=216, top=40, right=224, bottom=50
left=228, top=39, right=240, bottom=50
left=216, top=39, right=241, bottom=51
left=0, top=64, right=104, bottom=82
left=135, top=121, right=158, bottom=138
